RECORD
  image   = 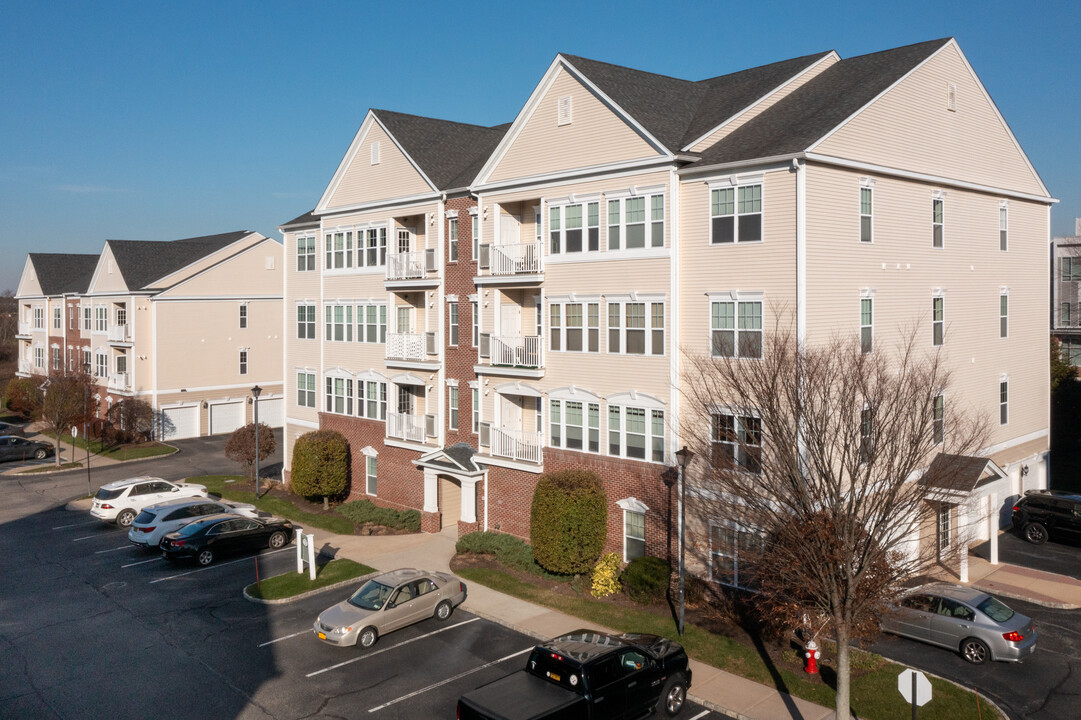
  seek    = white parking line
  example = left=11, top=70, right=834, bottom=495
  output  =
left=73, top=531, right=122, bottom=542
left=148, top=547, right=290, bottom=584
left=258, top=630, right=309, bottom=647
left=306, top=617, right=480, bottom=678
left=123, top=556, right=164, bottom=568
left=367, top=646, right=532, bottom=713
left=52, top=520, right=99, bottom=530
left=688, top=711, right=709, bottom=720
left=94, top=545, right=133, bottom=554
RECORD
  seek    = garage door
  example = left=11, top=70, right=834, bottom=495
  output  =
left=439, top=477, right=461, bottom=529
left=209, top=401, right=245, bottom=435
left=161, top=405, right=199, bottom=441
left=257, top=397, right=284, bottom=428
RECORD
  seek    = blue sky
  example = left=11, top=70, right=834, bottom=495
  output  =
left=2, top=0, right=1078, bottom=293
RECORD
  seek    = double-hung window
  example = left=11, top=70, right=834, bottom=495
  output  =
left=549, top=399, right=599, bottom=453
left=710, top=412, right=762, bottom=474
left=357, top=303, right=387, bottom=344
left=932, top=296, right=945, bottom=346
left=449, top=218, right=459, bottom=262
left=932, top=196, right=944, bottom=248
left=860, top=406, right=874, bottom=463
left=472, top=387, right=480, bottom=433
left=82, top=306, right=91, bottom=331
left=324, top=230, right=354, bottom=269
left=1000, top=293, right=1009, bottom=338
left=932, top=394, right=945, bottom=444
left=999, top=205, right=1008, bottom=251
left=296, top=235, right=315, bottom=271
left=32, top=307, right=43, bottom=329
left=711, top=183, right=762, bottom=244
left=609, top=405, right=664, bottom=462
left=297, top=372, right=316, bottom=408
left=239, top=350, right=248, bottom=375
left=297, top=305, right=316, bottom=339
left=471, top=301, right=479, bottom=347
left=860, top=186, right=873, bottom=242
left=710, top=521, right=763, bottom=588
left=471, top=213, right=480, bottom=261
left=449, top=387, right=459, bottom=430
left=52, top=307, right=61, bottom=330
left=607, top=193, right=663, bottom=250
left=1062, top=302, right=1073, bottom=327
left=549, top=301, right=599, bottom=352
left=624, top=509, right=645, bottom=562
left=325, top=305, right=353, bottom=342
left=95, top=352, right=108, bottom=378
left=94, top=307, right=107, bottom=333
left=999, top=379, right=1008, bottom=425
left=448, top=302, right=459, bottom=347
left=608, top=300, right=664, bottom=355
left=937, top=506, right=951, bottom=550
left=34, top=346, right=44, bottom=369
left=1064, top=257, right=1081, bottom=281
left=860, top=298, right=873, bottom=354
left=361, top=227, right=388, bottom=268
left=548, top=202, right=599, bottom=254
left=366, top=456, right=377, bottom=496
left=51, top=347, right=60, bottom=370
left=325, top=375, right=354, bottom=415
left=357, top=380, right=387, bottom=420
left=239, top=304, right=248, bottom=329
left=710, top=299, right=762, bottom=358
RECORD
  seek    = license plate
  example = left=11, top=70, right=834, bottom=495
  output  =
left=318, top=632, right=326, bottom=640
left=547, top=672, right=560, bottom=682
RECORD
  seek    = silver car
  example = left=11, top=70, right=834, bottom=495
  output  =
left=880, top=583, right=1037, bottom=663
left=314, top=568, right=467, bottom=648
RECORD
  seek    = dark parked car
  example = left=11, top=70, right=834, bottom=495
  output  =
left=159, top=513, right=294, bottom=566
left=1011, top=489, right=1081, bottom=545
left=458, top=629, right=692, bottom=720
left=0, top=435, right=53, bottom=462
left=0, top=421, right=26, bottom=437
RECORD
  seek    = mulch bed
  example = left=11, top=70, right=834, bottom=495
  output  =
left=240, top=480, right=418, bottom=536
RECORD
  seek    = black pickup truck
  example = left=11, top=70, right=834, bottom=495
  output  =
left=457, top=629, right=692, bottom=720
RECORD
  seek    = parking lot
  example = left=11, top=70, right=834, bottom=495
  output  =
left=2, top=495, right=717, bottom=719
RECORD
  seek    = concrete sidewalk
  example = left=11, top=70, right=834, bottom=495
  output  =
left=3, top=429, right=134, bottom=476
left=930, top=548, right=1081, bottom=610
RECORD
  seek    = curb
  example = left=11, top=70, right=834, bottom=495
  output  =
left=915, top=663, right=1011, bottom=720
left=968, top=582, right=1081, bottom=610
left=242, top=567, right=380, bottom=605
left=5, top=444, right=180, bottom=477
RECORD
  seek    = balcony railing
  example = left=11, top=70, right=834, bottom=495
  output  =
left=490, top=335, right=543, bottom=368
left=386, top=332, right=435, bottom=361
left=387, top=411, right=426, bottom=443
left=490, top=427, right=543, bottom=464
left=108, top=324, right=130, bottom=343
left=386, top=250, right=434, bottom=281
left=490, top=241, right=543, bottom=276
left=17, top=322, right=32, bottom=336
left=18, top=361, right=32, bottom=375
left=108, top=372, right=129, bottom=389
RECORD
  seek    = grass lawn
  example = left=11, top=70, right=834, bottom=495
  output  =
left=457, top=567, right=998, bottom=720
left=246, top=558, right=375, bottom=600
left=193, top=475, right=356, bottom=535
left=42, top=430, right=176, bottom=461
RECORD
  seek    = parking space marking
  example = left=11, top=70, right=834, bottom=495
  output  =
left=123, top=556, right=164, bottom=568
left=306, top=617, right=480, bottom=678
left=73, top=530, right=123, bottom=542
left=94, top=545, right=134, bottom=554
left=148, top=547, right=290, bottom=584
left=52, top=520, right=100, bottom=530
left=688, top=712, right=709, bottom=720
left=258, top=630, right=309, bottom=647
left=366, top=646, right=532, bottom=713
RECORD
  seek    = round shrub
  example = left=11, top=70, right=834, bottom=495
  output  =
left=620, top=556, right=670, bottom=604
left=530, top=469, right=607, bottom=575
left=290, top=430, right=349, bottom=506
left=591, top=552, right=622, bottom=598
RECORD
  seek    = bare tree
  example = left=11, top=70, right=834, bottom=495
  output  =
left=682, top=321, right=988, bottom=719
left=39, top=369, right=95, bottom=466
left=225, top=422, right=276, bottom=484
left=105, top=398, right=156, bottom=443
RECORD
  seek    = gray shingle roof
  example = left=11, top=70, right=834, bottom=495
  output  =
left=690, top=38, right=952, bottom=167
left=280, top=210, right=318, bottom=230
left=373, top=110, right=510, bottom=191
left=106, top=231, right=254, bottom=291
left=28, top=253, right=99, bottom=296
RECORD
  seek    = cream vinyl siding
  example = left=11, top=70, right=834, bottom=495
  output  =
left=488, top=67, right=661, bottom=184
left=324, top=122, right=432, bottom=210
left=803, top=163, right=1048, bottom=450
left=151, top=234, right=265, bottom=289
left=322, top=200, right=440, bottom=234
left=677, top=168, right=798, bottom=358
left=689, top=54, right=839, bottom=153
left=813, top=43, right=1046, bottom=197
left=15, top=258, right=44, bottom=297
left=90, top=247, right=131, bottom=293
left=156, top=242, right=283, bottom=298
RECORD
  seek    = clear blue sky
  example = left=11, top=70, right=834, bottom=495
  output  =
left=2, top=0, right=1078, bottom=293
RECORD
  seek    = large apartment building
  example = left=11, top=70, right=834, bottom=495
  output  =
left=1053, top=218, right=1081, bottom=366
left=281, top=38, right=1054, bottom=581
left=16, top=232, right=285, bottom=438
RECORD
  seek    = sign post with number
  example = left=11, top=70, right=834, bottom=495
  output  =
left=898, top=668, right=932, bottom=719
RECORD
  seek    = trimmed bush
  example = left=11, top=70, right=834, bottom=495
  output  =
left=290, top=430, right=349, bottom=507
left=530, top=469, right=607, bottom=575
left=456, top=531, right=555, bottom=577
left=4, top=377, right=41, bottom=418
left=336, top=499, right=421, bottom=532
left=590, top=552, right=622, bottom=598
left=620, top=556, right=670, bottom=604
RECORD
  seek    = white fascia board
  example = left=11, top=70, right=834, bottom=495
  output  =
left=680, top=51, right=841, bottom=152
left=473, top=155, right=676, bottom=195
left=315, top=191, right=442, bottom=219
left=315, top=111, right=376, bottom=214
left=85, top=242, right=127, bottom=296
left=676, top=155, right=803, bottom=181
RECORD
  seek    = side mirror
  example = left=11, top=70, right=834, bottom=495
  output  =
left=172, top=487, right=180, bottom=492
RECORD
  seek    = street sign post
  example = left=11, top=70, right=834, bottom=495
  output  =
left=898, top=668, right=932, bottom=719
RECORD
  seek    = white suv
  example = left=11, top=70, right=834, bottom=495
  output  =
left=128, top=498, right=258, bottom=549
left=91, top=477, right=208, bottom=527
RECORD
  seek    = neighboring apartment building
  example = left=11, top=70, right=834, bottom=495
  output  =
left=1053, top=218, right=1081, bottom=366
left=281, top=38, right=1054, bottom=583
left=16, top=232, right=284, bottom=438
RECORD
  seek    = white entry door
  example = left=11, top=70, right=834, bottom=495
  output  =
left=210, top=401, right=245, bottom=435
left=500, top=394, right=522, bottom=432
left=499, top=214, right=520, bottom=245
left=500, top=302, right=521, bottom=338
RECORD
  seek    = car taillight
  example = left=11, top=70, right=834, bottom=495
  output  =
left=171, top=539, right=186, bottom=547
left=460, top=582, right=465, bottom=593
left=141, top=526, right=155, bottom=533
left=1011, top=505, right=1020, bottom=512
left=101, top=504, right=113, bottom=510
left=1003, top=631, right=1025, bottom=642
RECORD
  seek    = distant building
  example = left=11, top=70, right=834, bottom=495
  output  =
left=1053, top=218, right=1081, bottom=366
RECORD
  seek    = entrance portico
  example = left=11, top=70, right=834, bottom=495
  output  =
left=415, top=443, right=486, bottom=536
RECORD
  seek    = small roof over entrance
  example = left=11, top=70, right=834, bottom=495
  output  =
left=414, top=443, right=485, bottom=476
left=921, top=453, right=1007, bottom=500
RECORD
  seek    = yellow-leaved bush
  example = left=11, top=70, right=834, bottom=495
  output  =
left=591, top=552, right=622, bottom=598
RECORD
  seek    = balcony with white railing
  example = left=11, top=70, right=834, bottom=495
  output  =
left=16, top=322, right=32, bottom=338
left=17, top=361, right=33, bottom=376
left=108, top=372, right=130, bottom=390
left=386, top=249, right=437, bottom=285
left=488, top=241, right=543, bottom=278
left=107, top=324, right=130, bottom=344
left=490, top=335, right=543, bottom=368
left=387, top=333, right=426, bottom=361
left=490, top=427, right=544, bottom=464
left=387, top=411, right=426, bottom=444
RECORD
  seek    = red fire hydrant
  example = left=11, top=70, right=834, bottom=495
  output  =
left=804, top=639, right=820, bottom=674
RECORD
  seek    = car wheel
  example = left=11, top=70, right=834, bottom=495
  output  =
left=358, top=627, right=378, bottom=649
left=197, top=549, right=214, bottom=566
left=116, top=509, right=136, bottom=528
left=1023, top=522, right=1049, bottom=545
left=267, top=531, right=287, bottom=549
left=434, top=600, right=453, bottom=621
left=33, top=448, right=47, bottom=460
left=961, top=637, right=991, bottom=665
left=657, top=674, right=688, bottom=716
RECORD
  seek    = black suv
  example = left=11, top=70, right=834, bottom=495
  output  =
left=1011, top=490, right=1081, bottom=545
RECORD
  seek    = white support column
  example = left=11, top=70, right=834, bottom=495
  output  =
left=958, top=501, right=969, bottom=583
left=423, top=467, right=438, bottom=514
left=460, top=477, right=478, bottom=524
left=989, top=492, right=999, bottom=565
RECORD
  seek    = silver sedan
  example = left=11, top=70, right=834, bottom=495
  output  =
left=314, top=568, right=467, bottom=648
left=880, top=583, right=1036, bottom=663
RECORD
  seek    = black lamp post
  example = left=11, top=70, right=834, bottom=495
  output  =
left=83, top=363, right=92, bottom=497
left=251, top=385, right=262, bottom=497
left=674, top=445, right=693, bottom=636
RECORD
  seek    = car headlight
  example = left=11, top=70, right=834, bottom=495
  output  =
left=331, top=626, right=351, bottom=635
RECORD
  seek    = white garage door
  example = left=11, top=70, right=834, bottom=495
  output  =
left=257, top=397, right=284, bottom=428
left=210, top=401, right=245, bottom=435
left=161, top=405, right=199, bottom=441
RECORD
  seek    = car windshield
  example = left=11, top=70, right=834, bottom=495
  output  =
left=348, top=580, right=393, bottom=611
left=95, top=487, right=124, bottom=500
left=976, top=596, right=1015, bottom=623
left=134, top=510, right=156, bottom=524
